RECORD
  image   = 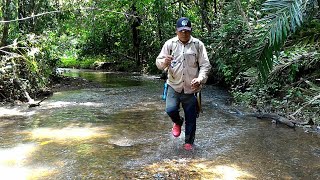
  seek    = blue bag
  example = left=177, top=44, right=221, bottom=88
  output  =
left=162, top=82, right=168, bottom=100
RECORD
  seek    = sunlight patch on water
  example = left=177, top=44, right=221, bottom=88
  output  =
left=43, top=101, right=104, bottom=108
left=30, top=127, right=110, bottom=141
left=142, top=159, right=256, bottom=179
left=0, top=107, right=36, bottom=117
left=0, top=166, right=55, bottom=180
left=193, top=164, right=256, bottom=179
left=0, top=143, right=36, bottom=166
left=0, top=143, right=55, bottom=179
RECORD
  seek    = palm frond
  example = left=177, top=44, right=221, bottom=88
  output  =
left=247, top=0, right=318, bottom=82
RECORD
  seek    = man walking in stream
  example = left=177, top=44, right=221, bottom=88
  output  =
left=156, top=17, right=211, bottom=150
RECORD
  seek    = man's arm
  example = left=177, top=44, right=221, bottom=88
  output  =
left=156, top=41, right=170, bottom=70
left=197, top=42, right=212, bottom=84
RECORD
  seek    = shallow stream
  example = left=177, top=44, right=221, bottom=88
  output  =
left=0, top=69, right=319, bottom=179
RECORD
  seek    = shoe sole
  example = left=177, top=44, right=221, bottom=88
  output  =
left=172, top=131, right=180, bottom=137
left=184, top=144, right=193, bottom=151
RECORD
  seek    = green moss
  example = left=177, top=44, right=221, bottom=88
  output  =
left=58, top=55, right=112, bottom=69
left=59, top=57, right=78, bottom=68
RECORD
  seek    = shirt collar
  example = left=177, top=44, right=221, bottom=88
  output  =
left=176, top=35, right=194, bottom=45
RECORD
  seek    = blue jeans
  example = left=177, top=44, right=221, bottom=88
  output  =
left=165, top=85, right=197, bottom=144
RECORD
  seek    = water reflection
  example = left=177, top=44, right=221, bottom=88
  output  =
left=0, top=69, right=319, bottom=179
left=61, top=68, right=143, bottom=88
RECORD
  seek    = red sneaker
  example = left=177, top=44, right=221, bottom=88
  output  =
left=184, top=143, right=193, bottom=151
left=172, top=123, right=181, bottom=137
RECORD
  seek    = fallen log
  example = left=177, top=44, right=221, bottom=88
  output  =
left=233, top=108, right=315, bottom=129
left=245, top=113, right=296, bottom=128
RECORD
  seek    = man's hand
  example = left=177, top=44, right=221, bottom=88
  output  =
left=191, top=78, right=201, bottom=91
left=164, top=55, right=173, bottom=67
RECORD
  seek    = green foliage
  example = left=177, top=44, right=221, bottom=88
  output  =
left=246, top=0, right=319, bottom=82
left=59, top=57, right=78, bottom=68
left=290, top=18, right=320, bottom=46
left=207, top=1, right=250, bottom=85
left=233, top=45, right=320, bottom=122
left=1, top=0, right=319, bottom=118
left=233, top=91, right=257, bottom=106
left=59, top=54, right=117, bottom=69
left=0, top=33, right=59, bottom=101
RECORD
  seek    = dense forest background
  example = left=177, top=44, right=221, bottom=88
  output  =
left=0, top=0, right=319, bottom=123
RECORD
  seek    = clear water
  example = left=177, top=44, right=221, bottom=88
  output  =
left=0, top=69, right=319, bottom=179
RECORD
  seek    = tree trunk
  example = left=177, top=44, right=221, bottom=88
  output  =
left=155, top=0, right=164, bottom=42
left=130, top=4, right=141, bottom=67
left=1, top=0, right=11, bottom=47
left=30, top=0, right=35, bottom=32
left=157, top=17, right=163, bottom=42
left=17, top=0, right=35, bottom=33
left=236, top=0, right=251, bottom=32
left=196, top=0, right=212, bottom=32
left=18, top=0, right=27, bottom=31
left=179, top=1, right=182, bottom=17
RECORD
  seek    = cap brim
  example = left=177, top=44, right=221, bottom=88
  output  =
left=177, top=27, right=191, bottom=32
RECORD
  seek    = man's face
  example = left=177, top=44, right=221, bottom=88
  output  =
left=176, top=30, right=191, bottom=44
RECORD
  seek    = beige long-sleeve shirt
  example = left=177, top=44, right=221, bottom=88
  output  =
left=156, top=36, right=212, bottom=94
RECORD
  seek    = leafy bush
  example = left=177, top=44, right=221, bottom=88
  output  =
left=0, top=34, right=58, bottom=102
left=59, top=57, right=78, bottom=68
left=207, top=3, right=249, bottom=86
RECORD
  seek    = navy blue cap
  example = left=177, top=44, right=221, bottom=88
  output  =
left=176, top=17, right=192, bottom=31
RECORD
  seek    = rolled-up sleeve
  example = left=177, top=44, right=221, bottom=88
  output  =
left=156, top=40, right=170, bottom=70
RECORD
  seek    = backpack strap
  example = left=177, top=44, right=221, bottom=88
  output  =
left=194, top=40, right=200, bottom=60
left=193, top=40, right=200, bottom=68
left=193, top=40, right=202, bottom=117
left=170, top=40, right=178, bottom=55
left=164, top=40, right=178, bottom=77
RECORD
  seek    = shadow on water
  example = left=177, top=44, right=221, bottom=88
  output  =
left=0, top=69, right=319, bottom=179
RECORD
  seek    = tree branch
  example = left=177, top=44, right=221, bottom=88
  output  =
left=171, top=0, right=183, bottom=5
left=0, top=7, right=139, bottom=24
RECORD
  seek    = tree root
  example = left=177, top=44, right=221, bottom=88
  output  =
left=28, top=97, right=48, bottom=108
